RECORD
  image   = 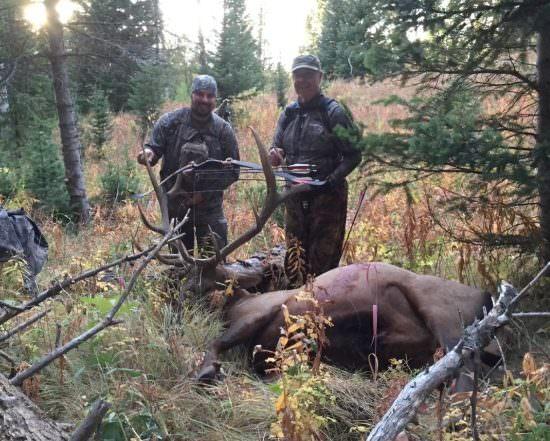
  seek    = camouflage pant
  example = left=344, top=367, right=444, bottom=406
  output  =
left=284, top=181, right=348, bottom=278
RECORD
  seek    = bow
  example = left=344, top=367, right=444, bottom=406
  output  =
left=161, top=158, right=326, bottom=187
left=131, top=159, right=326, bottom=200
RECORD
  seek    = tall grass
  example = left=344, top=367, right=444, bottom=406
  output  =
left=2, top=79, right=546, bottom=440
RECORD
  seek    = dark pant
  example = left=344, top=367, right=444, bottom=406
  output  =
left=284, top=181, right=348, bottom=277
left=168, top=203, right=228, bottom=254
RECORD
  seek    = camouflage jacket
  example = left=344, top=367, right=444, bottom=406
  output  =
left=272, top=94, right=361, bottom=184
left=146, top=108, right=240, bottom=216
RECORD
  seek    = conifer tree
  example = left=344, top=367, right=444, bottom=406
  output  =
left=24, top=120, right=70, bottom=215
left=194, top=29, right=211, bottom=74
left=211, top=0, right=264, bottom=100
left=128, top=63, right=168, bottom=142
left=317, top=0, right=371, bottom=78
left=355, top=0, right=550, bottom=260
left=274, top=62, right=289, bottom=110
left=71, top=0, right=163, bottom=111
left=90, top=89, right=111, bottom=157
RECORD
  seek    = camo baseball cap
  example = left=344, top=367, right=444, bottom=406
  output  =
left=291, top=54, right=322, bottom=73
left=191, top=74, right=218, bottom=96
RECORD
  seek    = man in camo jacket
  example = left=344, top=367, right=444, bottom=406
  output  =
left=137, top=75, right=240, bottom=252
left=269, top=55, right=361, bottom=278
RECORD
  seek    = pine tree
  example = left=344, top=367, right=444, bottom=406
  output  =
left=211, top=0, right=264, bottom=100
left=355, top=0, right=550, bottom=260
left=194, top=29, right=211, bottom=74
left=71, top=0, right=163, bottom=111
left=274, top=62, right=289, bottom=110
left=128, top=63, right=168, bottom=142
left=90, top=88, right=111, bottom=157
left=24, top=120, right=70, bottom=215
left=317, top=0, right=371, bottom=78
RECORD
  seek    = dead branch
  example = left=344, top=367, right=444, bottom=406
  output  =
left=513, top=312, right=550, bottom=318
left=9, top=220, right=184, bottom=387
left=0, top=245, right=156, bottom=326
left=69, top=399, right=111, bottom=441
left=0, top=309, right=50, bottom=344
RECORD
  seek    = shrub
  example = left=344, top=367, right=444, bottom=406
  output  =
left=100, top=157, right=141, bottom=203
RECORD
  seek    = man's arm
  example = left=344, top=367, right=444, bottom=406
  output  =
left=138, top=115, right=169, bottom=166
left=326, top=105, right=362, bottom=185
left=269, top=112, right=287, bottom=166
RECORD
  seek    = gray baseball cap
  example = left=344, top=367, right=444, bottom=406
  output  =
left=191, top=75, right=218, bottom=96
left=291, top=54, right=322, bottom=73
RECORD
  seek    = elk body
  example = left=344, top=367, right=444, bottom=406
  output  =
left=139, top=128, right=496, bottom=389
left=196, top=262, right=493, bottom=384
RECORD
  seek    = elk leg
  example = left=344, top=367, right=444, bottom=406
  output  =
left=196, top=304, right=282, bottom=381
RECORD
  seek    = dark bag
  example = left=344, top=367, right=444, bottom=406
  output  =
left=0, top=207, right=48, bottom=293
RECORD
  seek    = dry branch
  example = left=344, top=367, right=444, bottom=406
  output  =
left=0, top=245, right=155, bottom=326
left=9, top=220, right=184, bottom=387
left=366, top=262, right=550, bottom=441
left=0, top=309, right=50, bottom=344
left=69, top=399, right=111, bottom=441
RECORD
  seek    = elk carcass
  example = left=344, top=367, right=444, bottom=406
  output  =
left=196, top=262, right=494, bottom=388
left=138, top=129, right=497, bottom=390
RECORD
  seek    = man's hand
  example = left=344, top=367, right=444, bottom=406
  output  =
left=137, top=148, right=158, bottom=166
left=269, top=148, right=285, bottom=166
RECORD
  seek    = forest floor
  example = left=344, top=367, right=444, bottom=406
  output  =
left=0, top=79, right=548, bottom=440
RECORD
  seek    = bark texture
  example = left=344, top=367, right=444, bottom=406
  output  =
left=537, top=21, right=550, bottom=263
left=45, top=0, right=90, bottom=223
left=0, top=374, right=70, bottom=441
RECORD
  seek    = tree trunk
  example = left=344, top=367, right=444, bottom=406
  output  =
left=537, top=21, right=550, bottom=263
left=44, top=0, right=90, bottom=223
left=0, top=373, right=70, bottom=441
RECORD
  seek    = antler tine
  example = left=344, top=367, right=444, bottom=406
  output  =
left=142, top=146, right=170, bottom=233
left=137, top=203, right=165, bottom=235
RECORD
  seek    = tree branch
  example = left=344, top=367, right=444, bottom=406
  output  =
left=0, top=245, right=155, bottom=326
left=9, top=220, right=184, bottom=387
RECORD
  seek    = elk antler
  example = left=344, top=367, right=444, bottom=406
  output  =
left=138, top=127, right=312, bottom=270
left=176, top=127, right=312, bottom=268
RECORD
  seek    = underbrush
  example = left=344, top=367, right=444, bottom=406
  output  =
left=1, top=80, right=548, bottom=439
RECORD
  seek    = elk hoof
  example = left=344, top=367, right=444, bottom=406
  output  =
left=196, top=361, right=222, bottom=383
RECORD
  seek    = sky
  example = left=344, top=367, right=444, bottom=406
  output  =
left=160, top=0, right=318, bottom=68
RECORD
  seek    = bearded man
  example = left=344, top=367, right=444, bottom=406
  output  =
left=137, top=75, right=240, bottom=251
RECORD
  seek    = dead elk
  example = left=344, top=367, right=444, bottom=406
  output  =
left=138, top=128, right=497, bottom=390
left=196, top=262, right=495, bottom=390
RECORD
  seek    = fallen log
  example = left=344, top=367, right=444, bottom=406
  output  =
left=366, top=261, right=550, bottom=441
left=0, top=373, right=70, bottom=441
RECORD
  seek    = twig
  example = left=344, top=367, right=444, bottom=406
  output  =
left=470, top=350, right=480, bottom=441
left=0, top=350, right=15, bottom=367
left=0, top=309, right=51, bottom=344
left=0, top=300, right=24, bottom=312
left=69, top=399, right=111, bottom=441
left=509, top=261, right=550, bottom=309
left=0, top=246, right=156, bottom=326
left=55, top=323, right=62, bottom=348
left=512, top=312, right=550, bottom=318
left=9, top=221, right=183, bottom=387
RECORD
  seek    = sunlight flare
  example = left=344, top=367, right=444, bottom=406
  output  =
left=23, top=0, right=80, bottom=29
